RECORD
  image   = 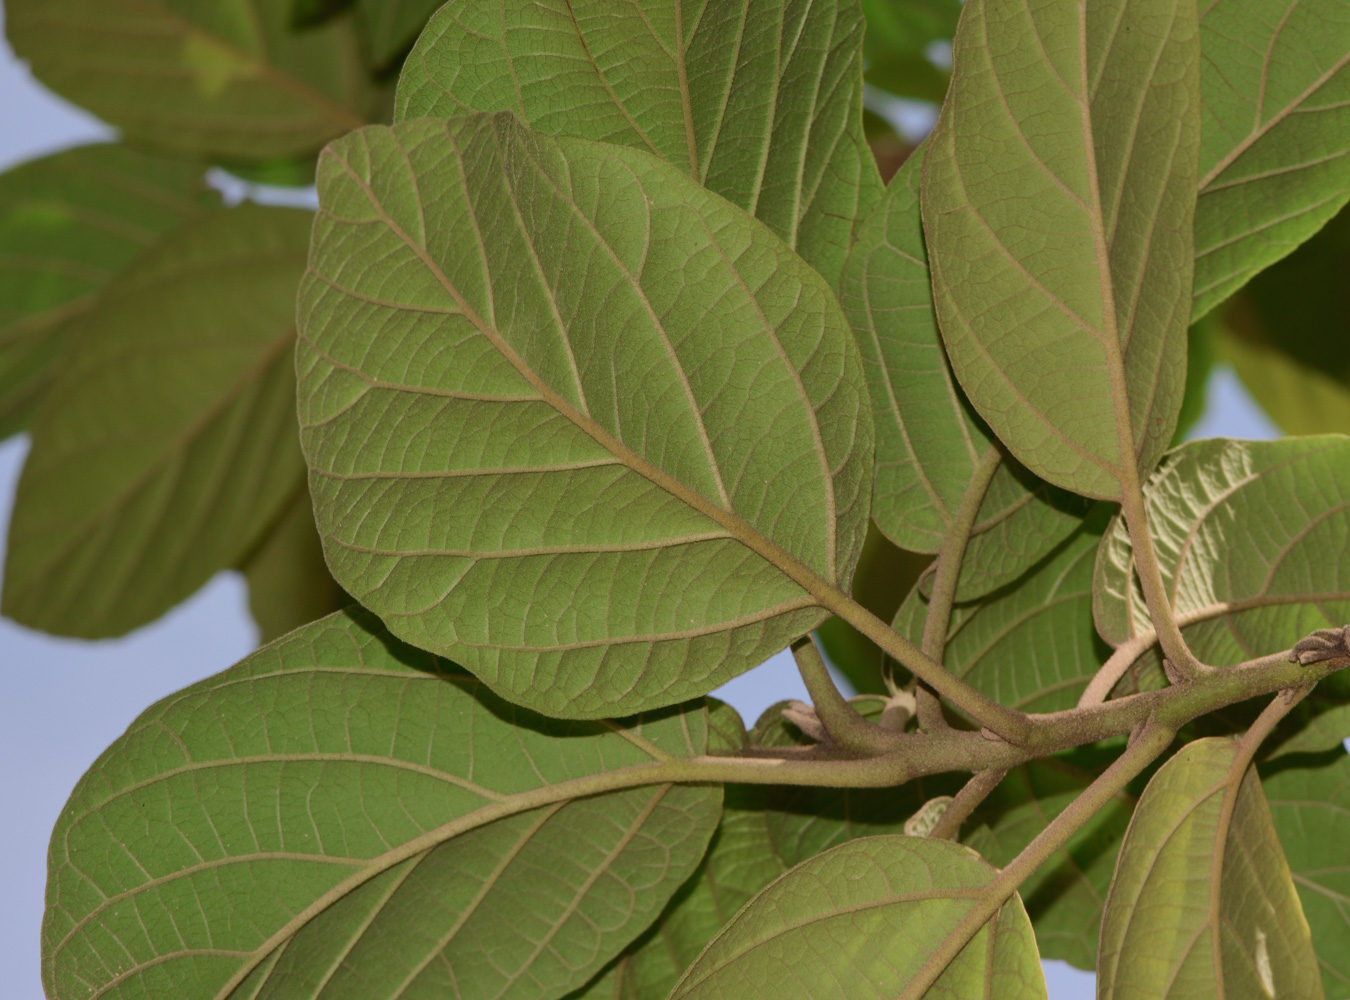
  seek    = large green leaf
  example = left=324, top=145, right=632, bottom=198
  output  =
left=921, top=0, right=1200, bottom=500
left=357, top=0, right=442, bottom=67
left=964, top=746, right=1135, bottom=971
left=1264, top=752, right=1350, bottom=995
left=895, top=515, right=1111, bottom=716
left=667, top=836, right=1046, bottom=1000
left=3, top=205, right=311, bottom=638
left=838, top=149, right=1088, bottom=581
left=6, top=0, right=375, bottom=160
left=0, top=144, right=216, bottom=440
left=297, top=114, right=872, bottom=719
left=42, top=609, right=721, bottom=1000
left=238, top=484, right=349, bottom=643
left=1216, top=203, right=1350, bottom=437
left=1094, top=437, right=1350, bottom=664
left=393, top=0, right=881, bottom=284
left=1098, top=737, right=1322, bottom=1000
left=1192, top=0, right=1350, bottom=319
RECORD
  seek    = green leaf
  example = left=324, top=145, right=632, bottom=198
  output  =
left=1098, top=737, right=1323, bottom=1000
left=393, top=0, right=882, bottom=284
left=6, top=0, right=375, bottom=161
left=838, top=150, right=1089, bottom=582
left=1191, top=0, right=1350, bottom=319
left=667, top=836, right=1046, bottom=1000
left=297, top=114, right=873, bottom=719
left=964, top=746, right=1135, bottom=971
left=1267, top=703, right=1350, bottom=760
left=860, top=0, right=959, bottom=103
left=239, top=485, right=349, bottom=643
left=42, top=609, right=722, bottom=1000
left=357, top=0, right=443, bottom=67
left=1263, top=752, right=1350, bottom=995
left=921, top=0, right=1200, bottom=500
left=895, top=514, right=1112, bottom=715
left=1216, top=203, right=1350, bottom=437
left=1094, top=437, right=1350, bottom=664
left=3, top=205, right=311, bottom=638
left=0, top=144, right=216, bottom=440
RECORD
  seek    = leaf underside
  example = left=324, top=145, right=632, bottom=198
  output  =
left=42, top=609, right=721, bottom=1000
left=393, top=0, right=882, bottom=284
left=297, top=113, right=872, bottom=720
left=3, top=205, right=313, bottom=638
left=922, top=0, right=1200, bottom=499
left=668, top=836, right=1047, bottom=1000
left=1098, top=737, right=1322, bottom=999
left=1094, top=436, right=1350, bottom=664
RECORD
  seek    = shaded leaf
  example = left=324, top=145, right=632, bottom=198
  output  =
left=1263, top=751, right=1350, bottom=995
left=6, top=0, right=375, bottom=160
left=1094, top=437, right=1350, bottom=665
left=42, top=609, right=721, bottom=1000
left=922, top=0, right=1200, bottom=499
left=1192, top=0, right=1350, bottom=319
left=0, top=144, right=216, bottom=440
left=1267, top=702, right=1350, bottom=760
left=838, top=150, right=1088, bottom=581
left=394, top=0, right=881, bottom=284
left=895, top=514, right=1113, bottom=716
left=238, top=484, right=349, bottom=643
left=963, top=745, right=1135, bottom=971
left=297, top=114, right=872, bottom=719
left=1217, top=202, right=1350, bottom=436
left=860, top=0, right=959, bottom=103
left=668, top=836, right=1046, bottom=1000
left=358, top=0, right=443, bottom=67
left=1098, top=737, right=1322, bottom=999
left=3, top=205, right=311, bottom=638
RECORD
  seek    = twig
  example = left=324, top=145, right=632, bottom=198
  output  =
left=791, top=635, right=901, bottom=755
left=928, top=768, right=1008, bottom=840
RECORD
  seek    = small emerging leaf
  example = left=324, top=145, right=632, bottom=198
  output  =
left=1098, top=737, right=1322, bottom=1000
left=922, top=0, right=1201, bottom=499
left=668, top=837, right=1047, bottom=1000
left=297, top=113, right=872, bottom=719
left=42, top=609, right=721, bottom=1000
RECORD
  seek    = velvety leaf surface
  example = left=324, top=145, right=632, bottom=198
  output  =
left=963, top=747, right=1134, bottom=970
left=0, top=143, right=216, bottom=439
left=1264, top=752, right=1350, bottom=995
left=1094, top=437, right=1350, bottom=663
left=239, top=485, right=349, bottom=643
left=1098, top=737, right=1322, bottom=1000
left=838, top=150, right=1087, bottom=580
left=668, top=836, right=1046, bottom=1000
left=42, top=609, right=721, bottom=1000
left=4, top=205, right=311, bottom=638
left=6, top=0, right=374, bottom=160
left=1192, top=0, right=1350, bottom=318
left=895, top=516, right=1111, bottom=715
left=922, top=0, right=1200, bottom=499
left=394, top=0, right=881, bottom=284
left=357, top=0, right=442, bottom=67
left=297, top=114, right=872, bottom=719
left=1216, top=203, right=1350, bottom=437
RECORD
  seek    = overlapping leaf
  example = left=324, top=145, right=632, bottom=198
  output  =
left=42, top=609, right=721, bottom=1000
left=0, top=144, right=216, bottom=440
left=1094, top=437, right=1350, bottom=665
left=394, top=0, right=881, bottom=284
left=667, top=837, right=1046, bottom=1000
left=895, top=516, right=1112, bottom=716
left=1098, top=737, right=1322, bottom=999
left=922, top=0, right=1200, bottom=499
left=238, top=484, right=349, bottom=643
left=3, top=205, right=311, bottom=638
left=1192, top=0, right=1350, bottom=318
left=6, top=0, right=375, bottom=160
left=964, top=747, right=1135, bottom=970
left=1264, top=752, right=1350, bottom=994
left=838, top=150, right=1088, bottom=583
left=297, top=113, right=872, bottom=719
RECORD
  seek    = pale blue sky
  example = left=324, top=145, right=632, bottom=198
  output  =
left=0, top=7, right=1286, bottom=997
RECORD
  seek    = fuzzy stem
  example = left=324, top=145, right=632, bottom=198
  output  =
left=929, top=768, right=1008, bottom=840
left=791, top=635, right=898, bottom=755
